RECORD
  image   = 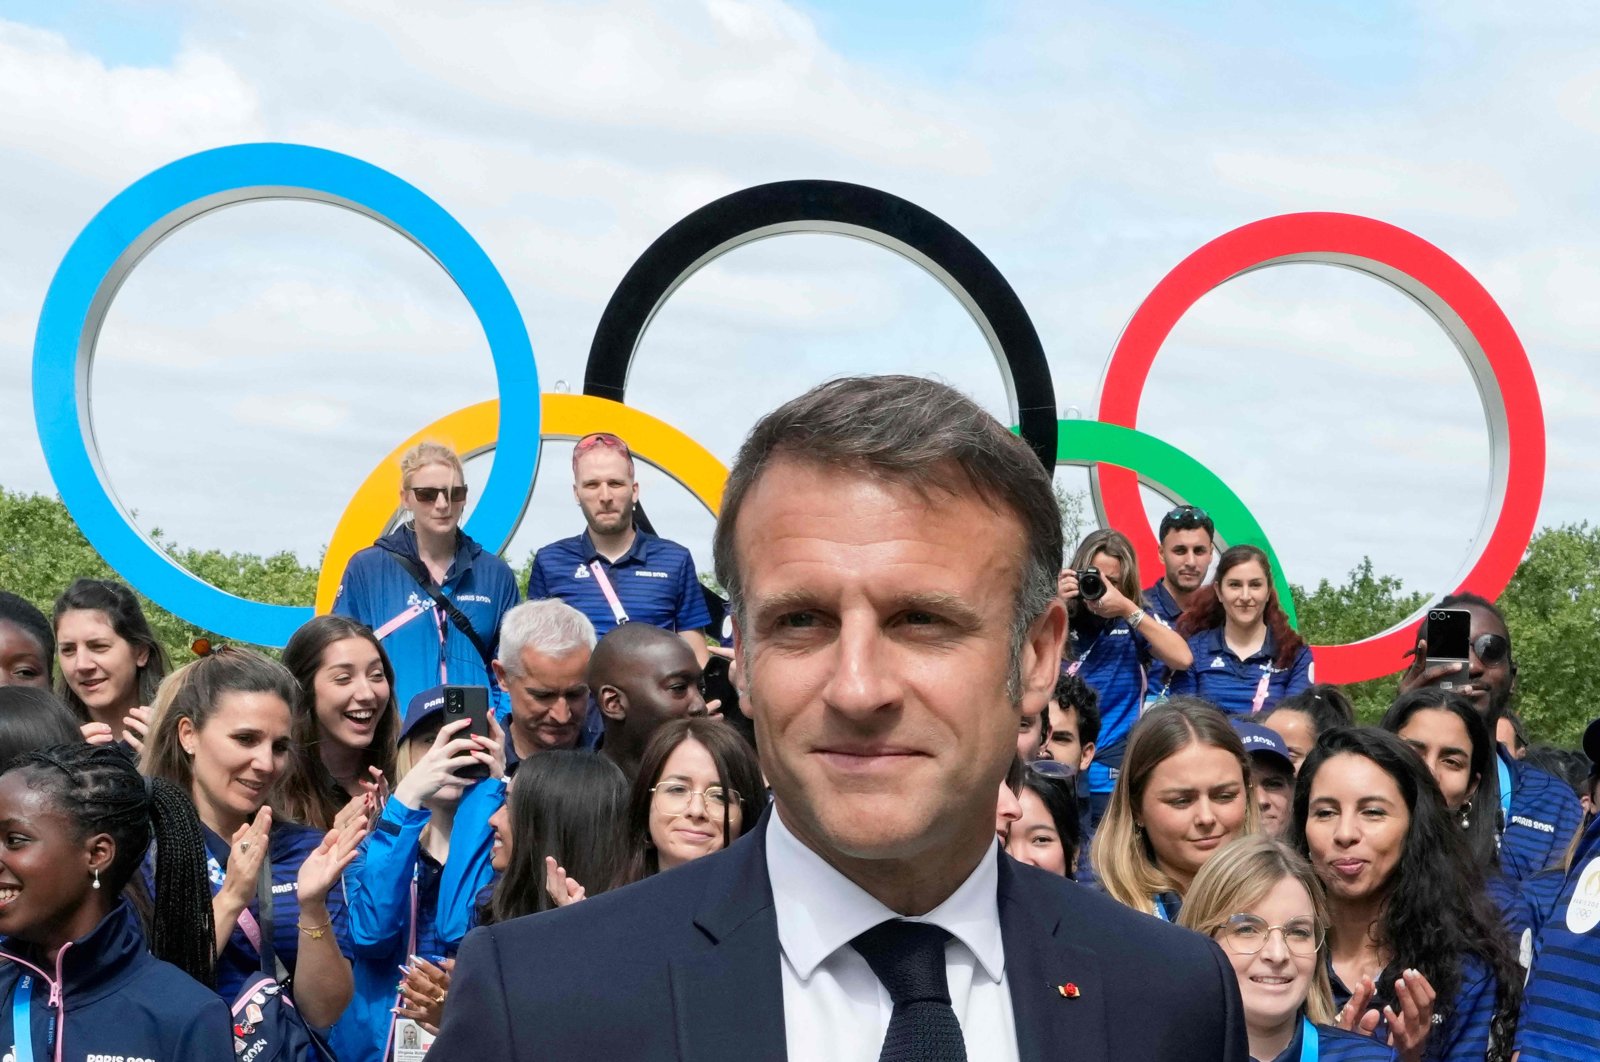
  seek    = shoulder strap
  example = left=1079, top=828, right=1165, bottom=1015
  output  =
left=256, top=851, right=289, bottom=983
left=391, top=552, right=494, bottom=668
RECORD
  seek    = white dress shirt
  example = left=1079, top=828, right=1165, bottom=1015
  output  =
left=766, top=806, right=1021, bottom=1062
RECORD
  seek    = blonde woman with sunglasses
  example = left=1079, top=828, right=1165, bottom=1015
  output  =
left=333, top=441, right=520, bottom=710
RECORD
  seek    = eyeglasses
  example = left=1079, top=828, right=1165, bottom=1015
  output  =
left=650, top=781, right=738, bottom=814
left=1029, top=759, right=1077, bottom=781
left=408, top=485, right=469, bottom=505
left=1211, top=913, right=1322, bottom=957
left=1162, top=505, right=1209, bottom=523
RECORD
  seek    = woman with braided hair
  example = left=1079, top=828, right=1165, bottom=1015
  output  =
left=0, top=742, right=233, bottom=1058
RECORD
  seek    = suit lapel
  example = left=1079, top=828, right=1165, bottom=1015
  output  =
left=669, top=813, right=788, bottom=1062
left=1000, top=857, right=1110, bottom=1062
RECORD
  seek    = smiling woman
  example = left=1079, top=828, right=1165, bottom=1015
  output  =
left=1290, top=727, right=1522, bottom=1062
left=140, top=647, right=366, bottom=1031
left=51, top=578, right=169, bottom=743
left=277, top=614, right=401, bottom=830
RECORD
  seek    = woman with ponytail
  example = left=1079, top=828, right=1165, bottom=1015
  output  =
left=0, top=743, right=233, bottom=1057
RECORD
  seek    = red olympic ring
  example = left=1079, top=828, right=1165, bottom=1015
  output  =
left=1094, top=212, right=1545, bottom=684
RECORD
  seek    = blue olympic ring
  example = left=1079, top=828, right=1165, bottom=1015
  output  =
left=32, top=143, right=540, bottom=645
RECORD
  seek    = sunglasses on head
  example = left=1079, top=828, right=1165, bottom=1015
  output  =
left=408, top=485, right=469, bottom=505
left=573, top=432, right=631, bottom=457
left=1163, top=505, right=1209, bottom=523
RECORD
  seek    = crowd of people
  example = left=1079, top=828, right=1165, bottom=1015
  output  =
left=0, top=375, right=1596, bottom=1061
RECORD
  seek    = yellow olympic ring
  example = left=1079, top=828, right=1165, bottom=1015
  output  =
left=315, top=393, right=729, bottom=615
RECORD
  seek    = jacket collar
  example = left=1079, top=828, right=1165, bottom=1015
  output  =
left=0, top=900, right=149, bottom=1007
left=1198, top=624, right=1277, bottom=663
left=669, top=809, right=787, bottom=1061
left=999, top=857, right=1109, bottom=1062
left=379, top=524, right=483, bottom=581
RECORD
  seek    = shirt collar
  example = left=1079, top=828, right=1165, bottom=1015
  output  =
left=580, top=528, right=649, bottom=566
left=765, top=804, right=1006, bottom=985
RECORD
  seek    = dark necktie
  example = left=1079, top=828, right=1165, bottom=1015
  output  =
left=850, top=919, right=969, bottom=1062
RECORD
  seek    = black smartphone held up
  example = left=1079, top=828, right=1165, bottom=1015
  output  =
left=443, top=685, right=492, bottom=780
left=1425, top=608, right=1473, bottom=692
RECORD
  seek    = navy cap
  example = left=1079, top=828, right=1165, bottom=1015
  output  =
left=399, top=685, right=448, bottom=744
left=1584, top=717, right=1600, bottom=769
left=1231, top=719, right=1294, bottom=775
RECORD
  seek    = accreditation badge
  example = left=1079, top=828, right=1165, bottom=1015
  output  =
left=1565, top=856, right=1600, bottom=935
left=393, top=1017, right=436, bottom=1060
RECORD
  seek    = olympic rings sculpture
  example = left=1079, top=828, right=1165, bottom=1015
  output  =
left=31, top=143, right=1544, bottom=683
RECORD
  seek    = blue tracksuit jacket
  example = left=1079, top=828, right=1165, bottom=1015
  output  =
left=334, top=525, right=520, bottom=711
left=0, top=900, right=233, bottom=1059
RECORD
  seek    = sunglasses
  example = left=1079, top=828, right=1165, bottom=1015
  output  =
left=573, top=432, right=632, bottom=457
left=1163, top=505, right=1209, bottom=522
left=1473, top=633, right=1510, bottom=666
left=1029, top=759, right=1077, bottom=780
left=408, top=485, right=469, bottom=505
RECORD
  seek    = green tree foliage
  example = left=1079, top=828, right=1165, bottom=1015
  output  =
left=0, top=487, right=317, bottom=665
left=1291, top=557, right=1429, bottom=723
left=1499, top=523, right=1600, bottom=747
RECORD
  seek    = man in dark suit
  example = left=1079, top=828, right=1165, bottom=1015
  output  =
left=431, top=375, right=1247, bottom=1061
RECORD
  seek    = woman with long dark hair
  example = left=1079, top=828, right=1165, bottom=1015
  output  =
left=1060, top=529, right=1193, bottom=824
left=1380, top=690, right=1499, bottom=872
left=278, top=614, right=401, bottom=830
left=52, top=578, right=168, bottom=746
left=141, top=647, right=364, bottom=1029
left=1290, top=727, right=1521, bottom=1062
left=1004, top=762, right=1082, bottom=878
left=622, top=717, right=764, bottom=883
left=0, top=743, right=232, bottom=1056
left=1091, top=698, right=1258, bottom=920
left=483, top=750, right=629, bottom=923
left=1174, top=545, right=1312, bottom=714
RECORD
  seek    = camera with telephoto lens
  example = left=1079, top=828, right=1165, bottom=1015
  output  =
left=1075, top=567, right=1107, bottom=602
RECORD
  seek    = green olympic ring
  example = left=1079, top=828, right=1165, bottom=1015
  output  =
left=1041, top=419, right=1297, bottom=627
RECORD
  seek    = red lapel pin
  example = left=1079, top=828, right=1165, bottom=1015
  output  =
left=1056, top=982, right=1081, bottom=999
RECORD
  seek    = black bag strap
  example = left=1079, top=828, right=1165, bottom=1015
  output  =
left=257, top=853, right=289, bottom=983
left=391, top=552, right=494, bottom=669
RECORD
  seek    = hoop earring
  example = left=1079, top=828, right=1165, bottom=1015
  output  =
left=91, top=868, right=101, bottom=890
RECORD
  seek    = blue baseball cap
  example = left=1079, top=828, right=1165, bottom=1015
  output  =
left=399, top=685, right=448, bottom=744
left=1231, top=719, right=1294, bottom=775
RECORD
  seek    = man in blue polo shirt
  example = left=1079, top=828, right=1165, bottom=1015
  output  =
left=1399, top=591, right=1583, bottom=881
left=1143, top=505, right=1214, bottom=692
left=527, top=433, right=712, bottom=667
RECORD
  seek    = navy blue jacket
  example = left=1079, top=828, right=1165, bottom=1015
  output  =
left=1495, top=745, right=1583, bottom=882
left=0, top=900, right=233, bottom=1059
left=1517, top=815, right=1600, bottom=1060
left=205, top=821, right=355, bottom=1008
left=1258, top=1019, right=1397, bottom=1061
left=1330, top=956, right=1499, bottom=1062
left=334, top=525, right=520, bottom=710
left=429, top=815, right=1248, bottom=1061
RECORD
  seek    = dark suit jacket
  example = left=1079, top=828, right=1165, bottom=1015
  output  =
left=429, top=817, right=1247, bottom=1061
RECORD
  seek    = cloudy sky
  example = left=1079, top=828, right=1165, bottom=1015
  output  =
left=3, top=0, right=1596, bottom=631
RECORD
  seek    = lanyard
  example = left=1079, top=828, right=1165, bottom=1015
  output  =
left=1496, top=755, right=1513, bottom=819
left=12, top=975, right=34, bottom=1062
left=1298, top=1016, right=1319, bottom=1062
left=588, top=561, right=630, bottom=626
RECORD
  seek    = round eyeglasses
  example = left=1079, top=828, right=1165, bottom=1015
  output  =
left=650, top=782, right=739, bottom=815
left=1211, top=913, right=1323, bottom=957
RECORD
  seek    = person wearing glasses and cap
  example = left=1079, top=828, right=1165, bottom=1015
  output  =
left=526, top=433, right=712, bottom=672
left=1398, top=592, right=1582, bottom=882
left=333, top=441, right=521, bottom=711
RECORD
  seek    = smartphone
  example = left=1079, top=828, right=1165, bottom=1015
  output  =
left=1424, top=608, right=1473, bottom=692
left=443, top=685, right=492, bottom=780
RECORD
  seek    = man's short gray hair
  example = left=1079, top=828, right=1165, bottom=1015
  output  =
left=497, top=598, right=597, bottom=672
left=712, top=374, right=1063, bottom=688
